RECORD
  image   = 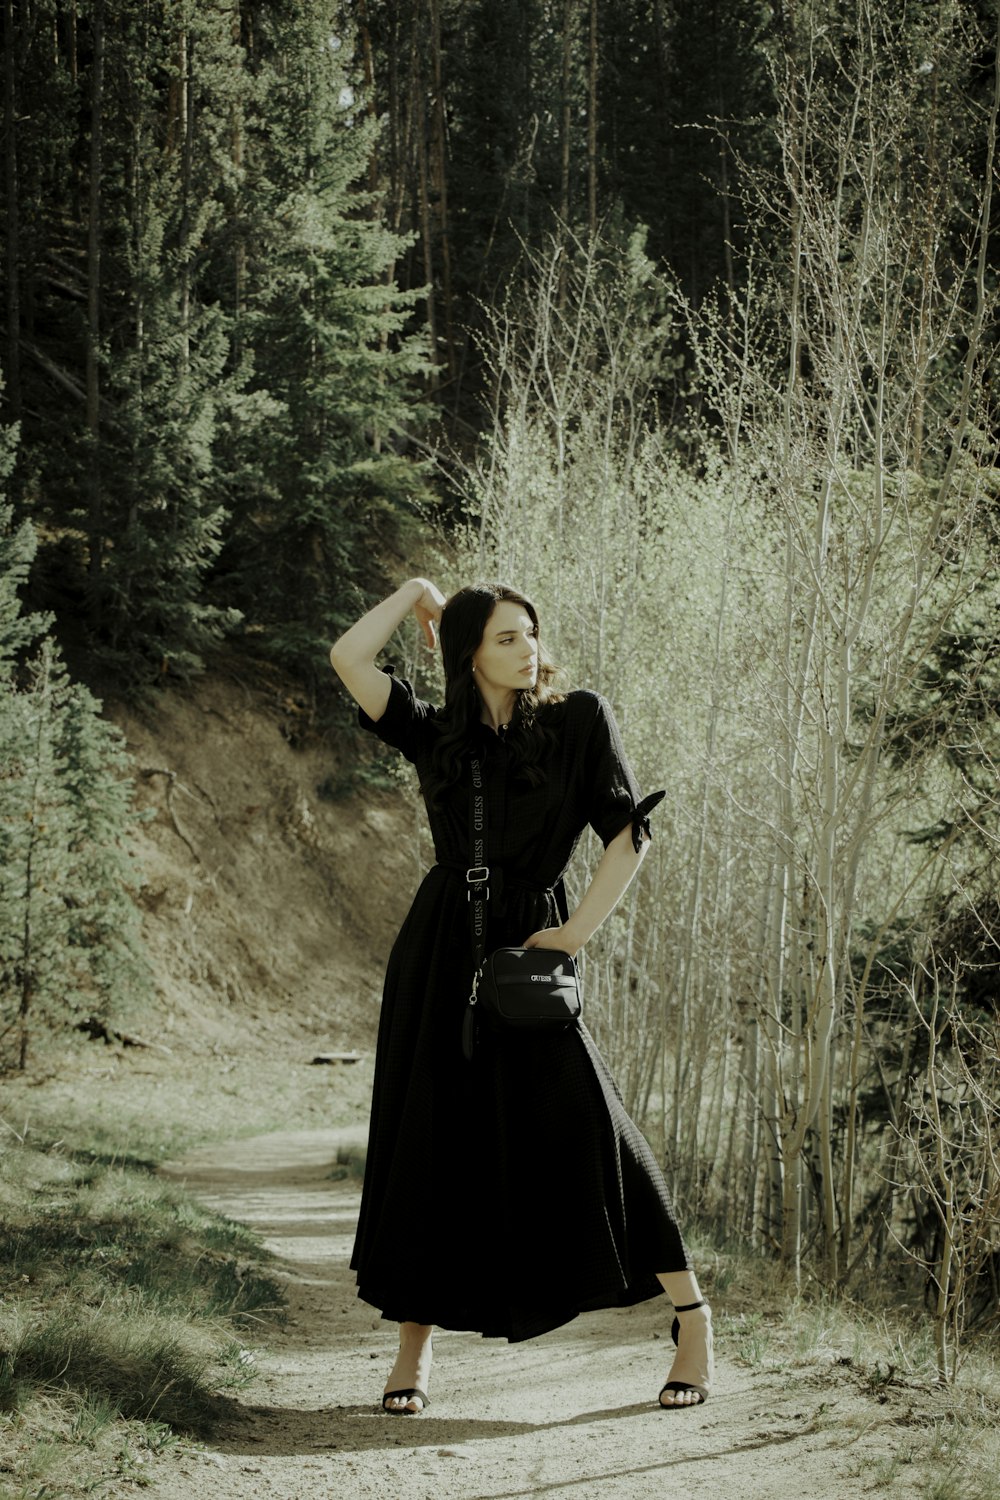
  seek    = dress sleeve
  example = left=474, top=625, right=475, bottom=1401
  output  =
left=357, top=667, right=437, bottom=764
left=582, top=695, right=666, bottom=851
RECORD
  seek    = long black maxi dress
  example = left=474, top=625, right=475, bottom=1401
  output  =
left=351, top=670, right=692, bottom=1343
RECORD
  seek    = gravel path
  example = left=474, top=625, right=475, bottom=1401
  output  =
left=126, top=1130, right=921, bottom=1499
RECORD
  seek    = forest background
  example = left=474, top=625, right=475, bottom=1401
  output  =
left=2, top=0, right=999, bottom=1403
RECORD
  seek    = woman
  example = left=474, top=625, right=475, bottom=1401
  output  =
left=330, top=576, right=713, bottom=1413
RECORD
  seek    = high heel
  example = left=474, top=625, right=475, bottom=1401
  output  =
left=382, top=1387, right=430, bottom=1414
left=383, top=1324, right=432, bottom=1414
left=658, top=1299, right=712, bottom=1408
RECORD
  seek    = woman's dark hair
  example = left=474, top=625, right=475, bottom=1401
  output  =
left=422, top=582, right=563, bottom=806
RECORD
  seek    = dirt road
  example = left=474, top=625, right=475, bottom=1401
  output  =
left=132, top=1130, right=924, bottom=1499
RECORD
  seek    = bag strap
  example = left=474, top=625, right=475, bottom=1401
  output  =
left=467, top=755, right=490, bottom=982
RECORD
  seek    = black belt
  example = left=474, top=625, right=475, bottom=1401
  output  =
left=433, top=860, right=555, bottom=900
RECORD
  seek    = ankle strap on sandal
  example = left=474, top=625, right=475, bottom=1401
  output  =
left=672, top=1300, right=706, bottom=1313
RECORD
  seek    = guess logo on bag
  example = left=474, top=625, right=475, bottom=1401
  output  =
left=530, top=974, right=549, bottom=982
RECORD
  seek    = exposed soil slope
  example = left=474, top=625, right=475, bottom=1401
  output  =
left=112, top=666, right=421, bottom=1060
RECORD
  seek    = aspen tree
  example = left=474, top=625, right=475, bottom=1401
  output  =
left=697, top=0, right=1000, bottom=1278
left=461, top=0, right=998, bottom=1274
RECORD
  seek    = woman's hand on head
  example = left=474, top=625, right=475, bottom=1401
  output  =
left=522, top=926, right=580, bottom=958
left=412, top=578, right=447, bottom=649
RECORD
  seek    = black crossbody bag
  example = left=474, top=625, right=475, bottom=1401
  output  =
left=460, top=753, right=582, bottom=1063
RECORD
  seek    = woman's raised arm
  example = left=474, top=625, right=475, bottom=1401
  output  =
left=330, top=577, right=446, bottom=721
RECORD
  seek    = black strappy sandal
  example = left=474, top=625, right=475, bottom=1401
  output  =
left=658, top=1300, right=711, bottom=1408
left=382, top=1387, right=430, bottom=1414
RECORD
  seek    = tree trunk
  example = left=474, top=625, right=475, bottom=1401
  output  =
left=780, top=1146, right=801, bottom=1284
left=818, top=1051, right=838, bottom=1280
left=17, top=842, right=34, bottom=1071
left=178, top=24, right=192, bottom=377
left=356, top=0, right=379, bottom=196
left=416, top=87, right=438, bottom=392
left=3, top=0, right=21, bottom=417
left=17, top=656, right=52, bottom=1071
left=86, top=0, right=105, bottom=593
left=559, top=0, right=573, bottom=228
left=587, top=0, right=597, bottom=238
left=428, top=0, right=453, bottom=381
left=231, top=4, right=246, bottom=345
left=741, top=1017, right=762, bottom=1240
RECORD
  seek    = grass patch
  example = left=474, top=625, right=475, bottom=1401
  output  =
left=0, top=1130, right=281, bottom=1496
left=333, top=1139, right=368, bottom=1179
left=3, top=1037, right=374, bottom=1167
left=683, top=1225, right=1000, bottom=1499
left=1, top=1308, right=218, bottom=1426
left=0, top=1390, right=179, bottom=1500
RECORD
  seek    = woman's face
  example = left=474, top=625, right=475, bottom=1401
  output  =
left=472, top=600, right=539, bottom=696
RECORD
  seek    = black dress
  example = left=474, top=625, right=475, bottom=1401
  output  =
left=351, top=672, right=692, bottom=1342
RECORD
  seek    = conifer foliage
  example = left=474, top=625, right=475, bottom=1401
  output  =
left=3, top=1, right=428, bottom=692
left=0, top=466, right=149, bottom=1070
left=215, top=2, right=430, bottom=683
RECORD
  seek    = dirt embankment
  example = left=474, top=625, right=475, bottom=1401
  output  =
left=112, top=666, right=421, bottom=1061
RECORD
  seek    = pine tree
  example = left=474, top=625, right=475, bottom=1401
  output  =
left=0, top=639, right=76, bottom=1070
left=213, top=2, right=431, bottom=692
left=2, top=2, right=246, bottom=684
left=53, top=667, right=150, bottom=1035
left=0, top=425, right=45, bottom=670
left=82, top=0, right=245, bottom=680
left=1, top=439, right=149, bottom=1070
left=612, top=0, right=774, bottom=300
